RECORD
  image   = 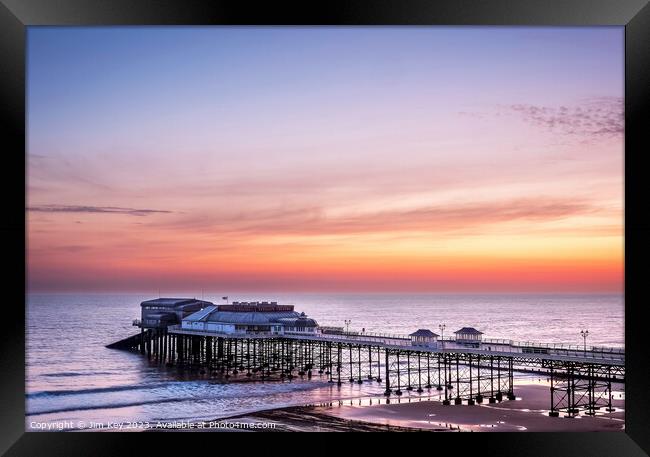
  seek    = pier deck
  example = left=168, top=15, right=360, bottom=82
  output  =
left=167, top=326, right=624, bottom=365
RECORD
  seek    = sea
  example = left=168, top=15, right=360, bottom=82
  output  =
left=26, top=293, right=623, bottom=431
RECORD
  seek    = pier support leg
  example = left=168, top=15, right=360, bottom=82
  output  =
left=476, top=355, right=483, bottom=403
left=467, top=354, right=475, bottom=405
left=376, top=346, right=382, bottom=383
left=606, top=366, right=615, bottom=412
left=395, top=352, right=402, bottom=395
left=416, top=353, right=423, bottom=393
left=357, top=345, right=362, bottom=384
left=549, top=365, right=559, bottom=417
left=348, top=343, right=354, bottom=382
left=506, top=358, right=516, bottom=400
left=454, top=355, right=461, bottom=404
left=404, top=352, right=410, bottom=391
left=384, top=350, right=391, bottom=396
left=488, top=356, right=496, bottom=403
left=337, top=343, right=342, bottom=386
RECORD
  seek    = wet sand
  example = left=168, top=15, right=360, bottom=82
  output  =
left=206, top=382, right=625, bottom=432
left=321, top=383, right=625, bottom=432
left=212, top=406, right=433, bottom=431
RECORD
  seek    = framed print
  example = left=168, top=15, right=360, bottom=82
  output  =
left=1, top=0, right=648, bottom=455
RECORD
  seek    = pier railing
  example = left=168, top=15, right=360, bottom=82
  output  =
left=312, top=333, right=624, bottom=361
left=166, top=325, right=623, bottom=360
left=319, top=329, right=410, bottom=345
left=480, top=337, right=624, bottom=351
left=318, top=331, right=623, bottom=354
left=478, top=337, right=624, bottom=358
left=316, top=332, right=410, bottom=346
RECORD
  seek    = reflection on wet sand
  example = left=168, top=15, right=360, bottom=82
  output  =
left=212, top=380, right=624, bottom=432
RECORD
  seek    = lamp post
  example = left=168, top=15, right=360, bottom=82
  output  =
left=438, top=323, right=448, bottom=394
left=580, top=329, right=589, bottom=354
left=344, top=319, right=351, bottom=334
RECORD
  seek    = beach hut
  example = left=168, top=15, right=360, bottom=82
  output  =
left=409, top=329, right=439, bottom=347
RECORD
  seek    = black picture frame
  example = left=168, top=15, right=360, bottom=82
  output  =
left=1, top=0, right=648, bottom=454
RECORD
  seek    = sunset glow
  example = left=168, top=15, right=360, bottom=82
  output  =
left=27, top=27, right=624, bottom=293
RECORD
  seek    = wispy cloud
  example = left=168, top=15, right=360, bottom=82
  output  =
left=34, top=245, right=92, bottom=254
left=27, top=205, right=172, bottom=216
left=152, top=197, right=601, bottom=238
left=508, top=97, right=623, bottom=137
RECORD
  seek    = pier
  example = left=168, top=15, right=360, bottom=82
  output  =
left=107, top=298, right=625, bottom=418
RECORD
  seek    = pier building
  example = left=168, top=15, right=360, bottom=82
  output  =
left=454, top=327, right=484, bottom=347
left=180, top=301, right=319, bottom=336
left=409, top=329, right=439, bottom=348
left=137, top=298, right=211, bottom=329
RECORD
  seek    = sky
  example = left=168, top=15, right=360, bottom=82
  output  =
left=26, top=27, right=624, bottom=294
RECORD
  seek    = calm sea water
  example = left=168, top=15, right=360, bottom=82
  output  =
left=26, top=293, right=623, bottom=430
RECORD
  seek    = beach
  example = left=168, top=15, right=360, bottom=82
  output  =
left=207, top=383, right=625, bottom=432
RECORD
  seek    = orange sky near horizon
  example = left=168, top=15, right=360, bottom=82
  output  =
left=26, top=28, right=624, bottom=294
